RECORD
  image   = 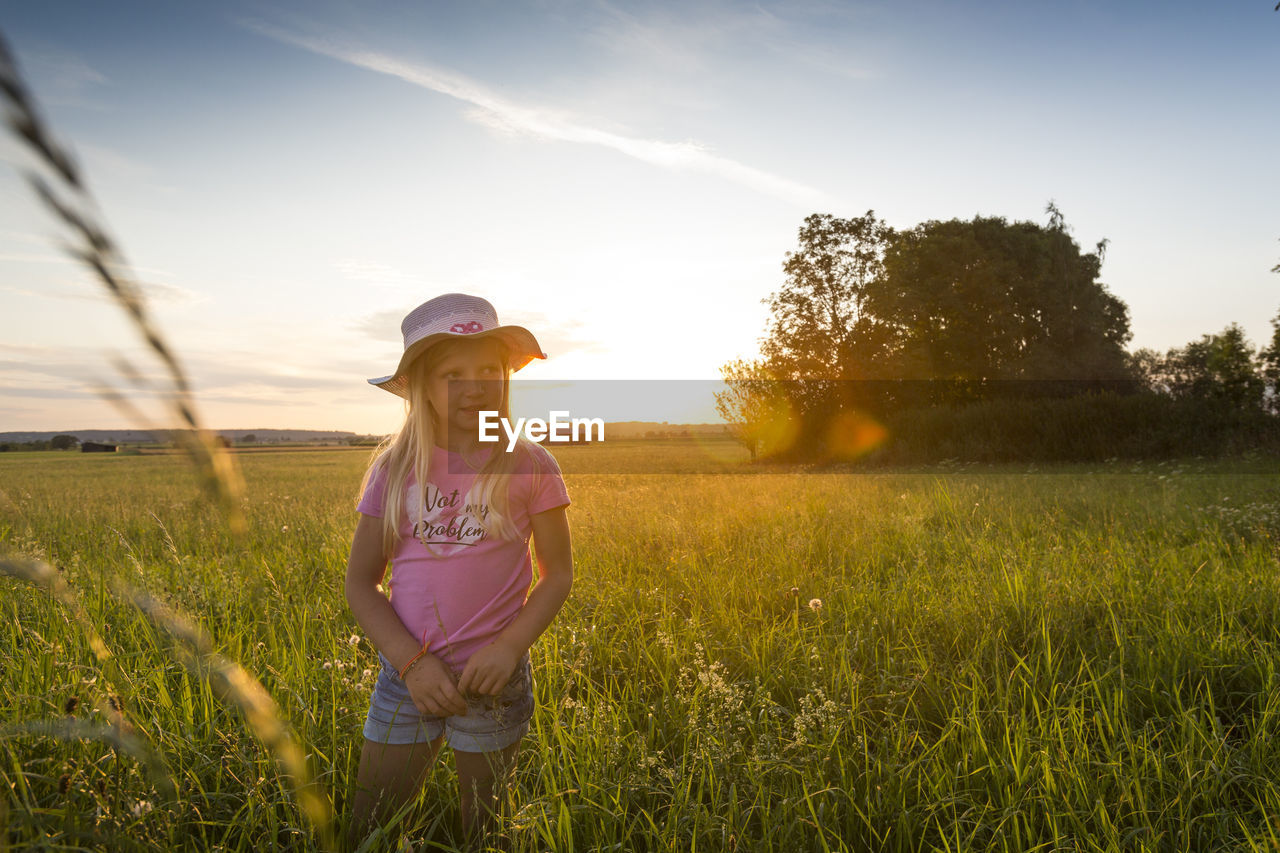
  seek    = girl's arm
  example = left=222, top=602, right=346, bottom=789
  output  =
left=345, top=512, right=467, bottom=716
left=458, top=506, right=573, bottom=696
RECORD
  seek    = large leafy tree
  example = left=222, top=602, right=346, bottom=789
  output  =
left=759, top=211, right=894, bottom=381
left=755, top=206, right=1132, bottom=386
left=727, top=205, right=1140, bottom=459
left=866, top=209, right=1132, bottom=382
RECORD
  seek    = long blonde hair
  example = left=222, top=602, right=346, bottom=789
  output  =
left=360, top=339, right=531, bottom=556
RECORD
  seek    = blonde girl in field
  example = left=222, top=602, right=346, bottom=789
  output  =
left=346, top=293, right=573, bottom=845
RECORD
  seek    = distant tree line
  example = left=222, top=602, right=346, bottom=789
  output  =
left=719, top=205, right=1280, bottom=463
left=0, top=434, right=80, bottom=452
left=1130, top=321, right=1279, bottom=414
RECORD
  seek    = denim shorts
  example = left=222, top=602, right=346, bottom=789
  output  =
left=362, top=652, right=534, bottom=753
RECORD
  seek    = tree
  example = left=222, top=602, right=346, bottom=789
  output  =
left=714, top=359, right=796, bottom=461
left=50, top=434, right=79, bottom=450
left=730, top=205, right=1140, bottom=460
left=1163, top=323, right=1264, bottom=411
left=1126, top=348, right=1166, bottom=392
left=760, top=211, right=894, bottom=381
left=748, top=211, right=899, bottom=451
left=866, top=210, right=1132, bottom=383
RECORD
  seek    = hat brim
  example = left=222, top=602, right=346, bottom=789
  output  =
left=368, top=325, right=545, bottom=398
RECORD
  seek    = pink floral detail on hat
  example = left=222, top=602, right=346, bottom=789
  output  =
left=450, top=321, right=484, bottom=334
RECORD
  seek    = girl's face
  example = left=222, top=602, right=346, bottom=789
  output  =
left=421, top=337, right=507, bottom=450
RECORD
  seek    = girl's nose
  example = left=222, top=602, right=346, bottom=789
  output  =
left=455, top=375, right=495, bottom=398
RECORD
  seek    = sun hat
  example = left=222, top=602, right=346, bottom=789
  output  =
left=368, top=293, right=545, bottom=398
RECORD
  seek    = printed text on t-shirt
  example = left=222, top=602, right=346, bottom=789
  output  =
left=409, top=483, right=490, bottom=548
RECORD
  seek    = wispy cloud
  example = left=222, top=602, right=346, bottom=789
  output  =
left=354, top=308, right=408, bottom=345
left=0, top=342, right=104, bottom=391
left=243, top=21, right=823, bottom=205
left=588, top=2, right=878, bottom=82
left=0, top=385, right=98, bottom=400
left=0, top=277, right=203, bottom=305
left=14, top=45, right=110, bottom=110
left=502, top=308, right=607, bottom=359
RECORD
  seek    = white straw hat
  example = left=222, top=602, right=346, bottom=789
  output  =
left=368, top=293, right=545, bottom=398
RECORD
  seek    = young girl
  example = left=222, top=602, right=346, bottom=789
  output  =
left=346, top=293, right=573, bottom=844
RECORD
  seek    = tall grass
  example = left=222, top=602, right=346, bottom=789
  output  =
left=3, top=447, right=1279, bottom=850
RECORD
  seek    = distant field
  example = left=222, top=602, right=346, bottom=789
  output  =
left=2, top=444, right=1279, bottom=851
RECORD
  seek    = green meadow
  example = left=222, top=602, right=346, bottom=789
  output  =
left=3, top=442, right=1280, bottom=851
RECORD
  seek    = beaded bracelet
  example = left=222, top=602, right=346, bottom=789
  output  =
left=399, top=647, right=428, bottom=681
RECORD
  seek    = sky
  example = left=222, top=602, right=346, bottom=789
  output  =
left=1, top=1, right=1276, bottom=435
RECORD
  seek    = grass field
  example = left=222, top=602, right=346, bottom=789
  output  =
left=3, top=441, right=1280, bottom=851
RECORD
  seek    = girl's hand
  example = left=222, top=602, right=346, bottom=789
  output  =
left=458, top=640, right=520, bottom=697
left=403, top=652, right=468, bottom=717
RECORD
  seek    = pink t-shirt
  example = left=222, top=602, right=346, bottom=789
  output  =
left=357, top=441, right=570, bottom=671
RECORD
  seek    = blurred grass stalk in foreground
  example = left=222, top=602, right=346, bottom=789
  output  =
left=0, top=30, right=334, bottom=849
